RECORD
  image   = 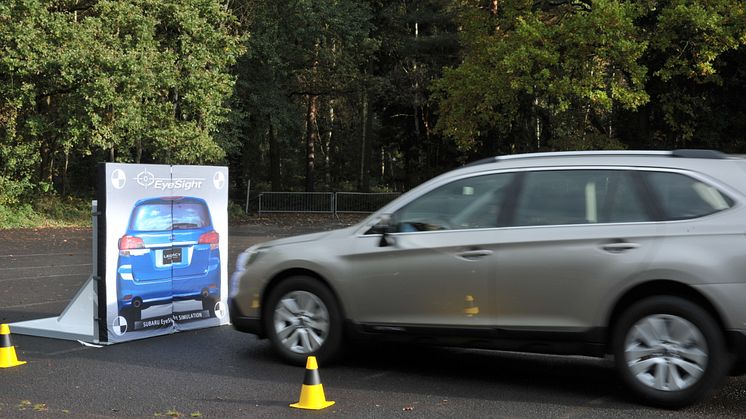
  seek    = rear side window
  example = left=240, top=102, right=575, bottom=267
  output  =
left=512, top=170, right=650, bottom=226
left=645, top=172, right=733, bottom=220
left=130, top=202, right=211, bottom=231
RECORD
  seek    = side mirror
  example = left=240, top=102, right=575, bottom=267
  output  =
left=376, top=214, right=395, bottom=247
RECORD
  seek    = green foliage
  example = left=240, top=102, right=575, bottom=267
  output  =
left=0, top=175, right=32, bottom=205
left=2, top=0, right=746, bottom=219
left=639, top=0, right=746, bottom=146
left=0, top=203, right=39, bottom=228
left=651, top=0, right=745, bottom=83
left=433, top=0, right=746, bottom=153
left=434, top=0, right=648, bottom=151
left=1, top=0, right=244, bottom=200
left=0, top=195, right=90, bottom=228
left=226, top=0, right=377, bottom=191
left=370, top=0, right=462, bottom=185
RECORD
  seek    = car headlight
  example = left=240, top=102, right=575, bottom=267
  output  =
left=235, top=245, right=262, bottom=272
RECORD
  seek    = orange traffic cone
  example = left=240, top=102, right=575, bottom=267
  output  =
left=290, top=356, right=335, bottom=410
left=0, top=323, right=26, bottom=368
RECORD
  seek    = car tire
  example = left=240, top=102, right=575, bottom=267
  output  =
left=263, top=276, right=343, bottom=366
left=612, top=296, right=730, bottom=408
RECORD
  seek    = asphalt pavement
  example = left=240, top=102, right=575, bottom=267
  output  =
left=1, top=218, right=745, bottom=418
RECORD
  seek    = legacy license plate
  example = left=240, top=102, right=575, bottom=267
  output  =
left=162, top=247, right=182, bottom=265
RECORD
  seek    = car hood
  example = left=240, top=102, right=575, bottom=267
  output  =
left=256, top=229, right=339, bottom=249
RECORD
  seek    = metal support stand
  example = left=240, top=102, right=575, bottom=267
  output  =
left=9, top=201, right=104, bottom=344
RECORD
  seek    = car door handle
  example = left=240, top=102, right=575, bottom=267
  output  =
left=601, top=242, right=640, bottom=253
left=456, top=249, right=494, bottom=260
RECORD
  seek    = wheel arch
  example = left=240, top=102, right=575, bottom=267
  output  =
left=605, top=280, right=729, bottom=353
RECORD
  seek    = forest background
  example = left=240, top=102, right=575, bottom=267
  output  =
left=1, top=0, right=745, bottom=226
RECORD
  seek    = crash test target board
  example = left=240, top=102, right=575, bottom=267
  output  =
left=97, top=163, right=230, bottom=343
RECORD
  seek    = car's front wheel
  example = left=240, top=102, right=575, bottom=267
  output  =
left=612, top=296, right=730, bottom=408
left=263, top=276, right=343, bottom=366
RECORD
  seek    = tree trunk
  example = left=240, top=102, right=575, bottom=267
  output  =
left=36, top=94, right=57, bottom=188
left=268, top=116, right=281, bottom=191
left=39, top=142, right=50, bottom=185
left=359, top=90, right=371, bottom=192
left=136, top=138, right=142, bottom=163
left=62, top=152, right=69, bottom=196
left=305, top=94, right=319, bottom=192
left=325, top=99, right=334, bottom=186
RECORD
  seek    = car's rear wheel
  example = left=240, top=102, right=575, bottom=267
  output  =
left=263, top=276, right=342, bottom=366
left=612, top=296, right=730, bottom=408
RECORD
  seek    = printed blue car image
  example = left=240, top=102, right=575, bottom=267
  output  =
left=116, top=196, right=221, bottom=327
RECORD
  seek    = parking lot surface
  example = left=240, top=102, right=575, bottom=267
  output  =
left=1, top=217, right=745, bottom=417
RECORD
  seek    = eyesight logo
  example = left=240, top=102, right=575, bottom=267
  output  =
left=135, top=169, right=204, bottom=191
left=135, top=170, right=156, bottom=188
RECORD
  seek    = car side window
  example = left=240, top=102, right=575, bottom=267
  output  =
left=645, top=171, right=733, bottom=220
left=393, top=173, right=514, bottom=232
left=512, top=170, right=650, bottom=226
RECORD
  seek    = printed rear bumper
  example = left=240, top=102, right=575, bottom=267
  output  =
left=118, top=263, right=221, bottom=310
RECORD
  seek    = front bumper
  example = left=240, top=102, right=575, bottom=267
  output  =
left=728, top=330, right=746, bottom=376
left=229, top=298, right=264, bottom=337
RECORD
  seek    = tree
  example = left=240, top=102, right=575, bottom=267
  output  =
left=433, top=0, right=648, bottom=155
left=620, top=0, right=746, bottom=149
left=433, top=0, right=746, bottom=155
left=0, top=0, right=243, bottom=200
left=227, top=0, right=375, bottom=192
left=370, top=0, right=461, bottom=189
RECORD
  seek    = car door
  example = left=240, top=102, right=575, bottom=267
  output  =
left=492, top=169, right=662, bottom=331
left=347, top=172, right=515, bottom=327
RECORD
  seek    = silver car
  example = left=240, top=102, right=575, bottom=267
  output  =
left=230, top=149, right=746, bottom=407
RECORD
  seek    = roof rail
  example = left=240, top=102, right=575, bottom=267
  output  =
left=463, top=157, right=498, bottom=167
left=494, top=150, right=671, bottom=161
left=464, top=149, right=730, bottom=166
left=671, top=149, right=727, bottom=159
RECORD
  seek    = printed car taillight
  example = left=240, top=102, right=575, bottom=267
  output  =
left=118, top=236, right=145, bottom=256
left=199, top=230, right=219, bottom=250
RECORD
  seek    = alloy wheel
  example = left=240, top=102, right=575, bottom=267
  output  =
left=273, top=290, right=330, bottom=354
left=624, top=314, right=708, bottom=391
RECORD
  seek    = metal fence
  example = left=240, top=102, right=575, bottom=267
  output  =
left=257, top=192, right=400, bottom=215
left=335, top=192, right=400, bottom=213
